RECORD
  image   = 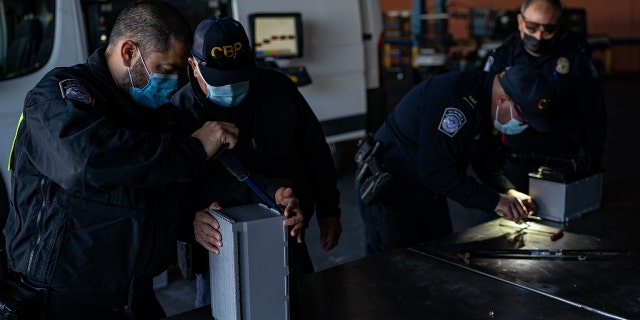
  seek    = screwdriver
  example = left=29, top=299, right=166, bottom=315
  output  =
left=215, top=148, right=283, bottom=214
left=524, top=227, right=564, bottom=241
left=499, top=223, right=564, bottom=241
left=495, top=210, right=542, bottom=224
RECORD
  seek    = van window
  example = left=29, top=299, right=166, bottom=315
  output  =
left=0, top=0, right=224, bottom=81
left=0, top=0, right=54, bottom=80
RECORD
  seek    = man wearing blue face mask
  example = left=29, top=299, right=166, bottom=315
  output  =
left=0, top=1, right=287, bottom=319
left=128, top=44, right=181, bottom=108
left=483, top=0, right=607, bottom=192
left=355, top=65, right=553, bottom=255
left=171, top=16, right=341, bottom=314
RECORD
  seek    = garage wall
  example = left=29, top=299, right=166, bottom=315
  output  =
left=379, top=0, right=640, bottom=73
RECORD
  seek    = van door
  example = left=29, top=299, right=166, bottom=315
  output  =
left=0, top=0, right=87, bottom=224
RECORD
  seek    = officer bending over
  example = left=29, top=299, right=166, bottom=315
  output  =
left=356, top=65, right=552, bottom=255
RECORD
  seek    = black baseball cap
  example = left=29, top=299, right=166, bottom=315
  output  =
left=498, top=65, right=553, bottom=132
left=192, top=16, right=257, bottom=86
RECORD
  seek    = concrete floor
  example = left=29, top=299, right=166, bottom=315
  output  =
left=156, top=71, right=640, bottom=317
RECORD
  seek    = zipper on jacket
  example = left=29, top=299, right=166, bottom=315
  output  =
left=126, top=273, right=136, bottom=316
left=127, top=214, right=148, bottom=316
left=27, top=178, right=47, bottom=274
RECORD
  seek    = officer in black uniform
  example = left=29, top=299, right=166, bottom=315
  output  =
left=2, top=2, right=303, bottom=319
left=171, top=16, right=341, bottom=313
left=483, top=0, right=607, bottom=191
left=355, top=65, right=553, bottom=255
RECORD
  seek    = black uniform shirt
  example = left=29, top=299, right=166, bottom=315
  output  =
left=172, top=67, right=340, bottom=224
left=374, top=71, right=513, bottom=213
left=5, top=48, right=207, bottom=309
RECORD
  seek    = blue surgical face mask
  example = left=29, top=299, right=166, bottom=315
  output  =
left=204, top=81, right=250, bottom=108
left=128, top=48, right=179, bottom=108
left=195, top=62, right=250, bottom=107
left=493, top=103, right=529, bottom=135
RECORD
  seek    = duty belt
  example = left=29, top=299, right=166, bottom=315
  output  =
left=355, top=135, right=392, bottom=205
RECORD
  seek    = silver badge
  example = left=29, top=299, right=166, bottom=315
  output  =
left=555, top=57, right=570, bottom=75
left=483, top=56, right=494, bottom=72
left=59, top=79, right=93, bottom=105
left=438, top=107, right=466, bottom=137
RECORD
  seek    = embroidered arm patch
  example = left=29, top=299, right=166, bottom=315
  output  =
left=59, top=79, right=94, bottom=105
left=438, top=107, right=466, bottom=137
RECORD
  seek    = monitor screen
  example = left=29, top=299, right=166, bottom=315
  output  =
left=249, top=13, right=303, bottom=59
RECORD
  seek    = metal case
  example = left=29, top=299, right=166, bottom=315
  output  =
left=208, top=204, right=289, bottom=320
left=529, top=172, right=603, bottom=222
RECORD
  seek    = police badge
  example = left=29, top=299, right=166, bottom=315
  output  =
left=555, top=57, right=570, bottom=75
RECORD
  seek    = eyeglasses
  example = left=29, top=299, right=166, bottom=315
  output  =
left=513, top=105, right=529, bottom=124
left=520, top=14, right=559, bottom=36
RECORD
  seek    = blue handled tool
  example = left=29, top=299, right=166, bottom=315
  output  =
left=215, top=149, right=283, bottom=214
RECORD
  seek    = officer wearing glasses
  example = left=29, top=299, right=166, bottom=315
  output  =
left=483, top=0, right=607, bottom=192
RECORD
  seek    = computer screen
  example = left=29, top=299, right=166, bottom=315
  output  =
left=249, top=13, right=303, bottom=59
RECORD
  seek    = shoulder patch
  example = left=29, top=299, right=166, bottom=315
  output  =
left=59, top=79, right=93, bottom=105
left=438, top=107, right=466, bottom=137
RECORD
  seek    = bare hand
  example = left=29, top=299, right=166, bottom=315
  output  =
left=318, top=216, right=342, bottom=251
left=193, top=202, right=224, bottom=254
left=506, top=189, right=538, bottom=215
left=191, top=121, right=239, bottom=159
left=494, top=193, right=528, bottom=223
left=274, top=187, right=304, bottom=243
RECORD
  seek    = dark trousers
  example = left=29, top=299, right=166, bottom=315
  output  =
left=356, top=178, right=453, bottom=256
left=37, top=278, right=165, bottom=320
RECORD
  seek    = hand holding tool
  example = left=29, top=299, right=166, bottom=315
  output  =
left=215, top=148, right=282, bottom=214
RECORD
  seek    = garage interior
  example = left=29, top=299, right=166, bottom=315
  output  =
left=157, top=0, right=640, bottom=318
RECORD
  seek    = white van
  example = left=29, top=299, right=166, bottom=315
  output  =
left=0, top=0, right=385, bottom=216
left=0, top=0, right=88, bottom=222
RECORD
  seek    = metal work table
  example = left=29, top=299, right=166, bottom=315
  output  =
left=412, top=218, right=640, bottom=319
left=163, top=219, right=639, bottom=320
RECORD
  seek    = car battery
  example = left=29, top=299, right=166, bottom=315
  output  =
left=208, top=204, right=289, bottom=320
left=528, top=166, right=603, bottom=222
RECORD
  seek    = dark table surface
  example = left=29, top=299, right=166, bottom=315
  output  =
left=163, top=218, right=639, bottom=320
left=411, top=218, right=640, bottom=319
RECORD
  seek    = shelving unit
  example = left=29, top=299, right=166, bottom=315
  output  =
left=382, top=10, right=412, bottom=79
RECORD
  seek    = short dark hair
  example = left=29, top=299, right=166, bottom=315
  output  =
left=521, top=0, right=563, bottom=15
left=106, top=0, right=192, bottom=56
